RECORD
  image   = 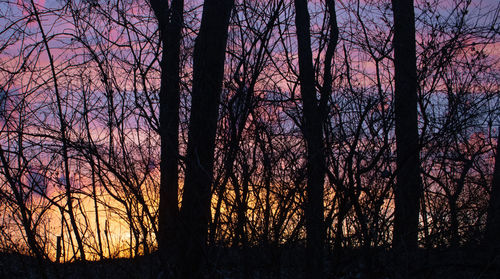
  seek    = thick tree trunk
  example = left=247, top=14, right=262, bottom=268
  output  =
left=485, top=129, right=500, bottom=252
left=391, top=0, right=422, bottom=277
left=177, top=0, right=234, bottom=278
left=149, top=0, right=184, bottom=269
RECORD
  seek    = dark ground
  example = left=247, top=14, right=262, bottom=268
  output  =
left=0, top=246, right=498, bottom=279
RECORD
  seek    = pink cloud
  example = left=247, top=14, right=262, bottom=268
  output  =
left=16, top=0, right=46, bottom=16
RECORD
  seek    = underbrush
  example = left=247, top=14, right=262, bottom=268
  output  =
left=1, top=246, right=498, bottom=279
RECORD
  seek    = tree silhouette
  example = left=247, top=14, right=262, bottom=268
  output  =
left=177, top=0, right=234, bottom=278
left=0, top=0, right=498, bottom=278
left=149, top=0, right=184, bottom=271
left=391, top=0, right=421, bottom=277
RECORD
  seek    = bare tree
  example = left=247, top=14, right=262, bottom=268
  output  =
left=148, top=0, right=184, bottom=270
left=293, top=0, right=339, bottom=277
left=177, top=0, right=234, bottom=277
left=391, top=0, right=421, bottom=276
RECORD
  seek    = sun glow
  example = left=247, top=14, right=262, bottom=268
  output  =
left=0, top=0, right=498, bottom=269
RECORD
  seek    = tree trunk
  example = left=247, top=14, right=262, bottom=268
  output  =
left=149, top=0, right=184, bottom=269
left=31, top=0, right=86, bottom=261
left=0, top=147, right=47, bottom=278
left=177, top=0, right=234, bottom=278
left=293, top=0, right=327, bottom=277
left=391, top=0, right=421, bottom=277
left=485, top=128, right=500, bottom=252
left=449, top=158, right=472, bottom=248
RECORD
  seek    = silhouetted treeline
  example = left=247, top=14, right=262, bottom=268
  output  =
left=0, top=0, right=499, bottom=278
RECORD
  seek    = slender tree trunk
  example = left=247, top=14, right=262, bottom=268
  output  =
left=485, top=128, right=500, bottom=252
left=256, top=126, right=272, bottom=245
left=83, top=89, right=104, bottom=260
left=0, top=149, right=42, bottom=259
left=391, top=0, right=421, bottom=277
left=150, top=0, right=184, bottom=271
left=31, top=0, right=86, bottom=261
left=209, top=125, right=240, bottom=245
left=449, top=159, right=472, bottom=248
left=449, top=199, right=459, bottom=247
left=178, top=0, right=234, bottom=278
left=149, top=0, right=184, bottom=271
left=293, top=0, right=327, bottom=277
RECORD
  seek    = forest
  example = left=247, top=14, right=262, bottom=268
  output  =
left=0, top=0, right=499, bottom=278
